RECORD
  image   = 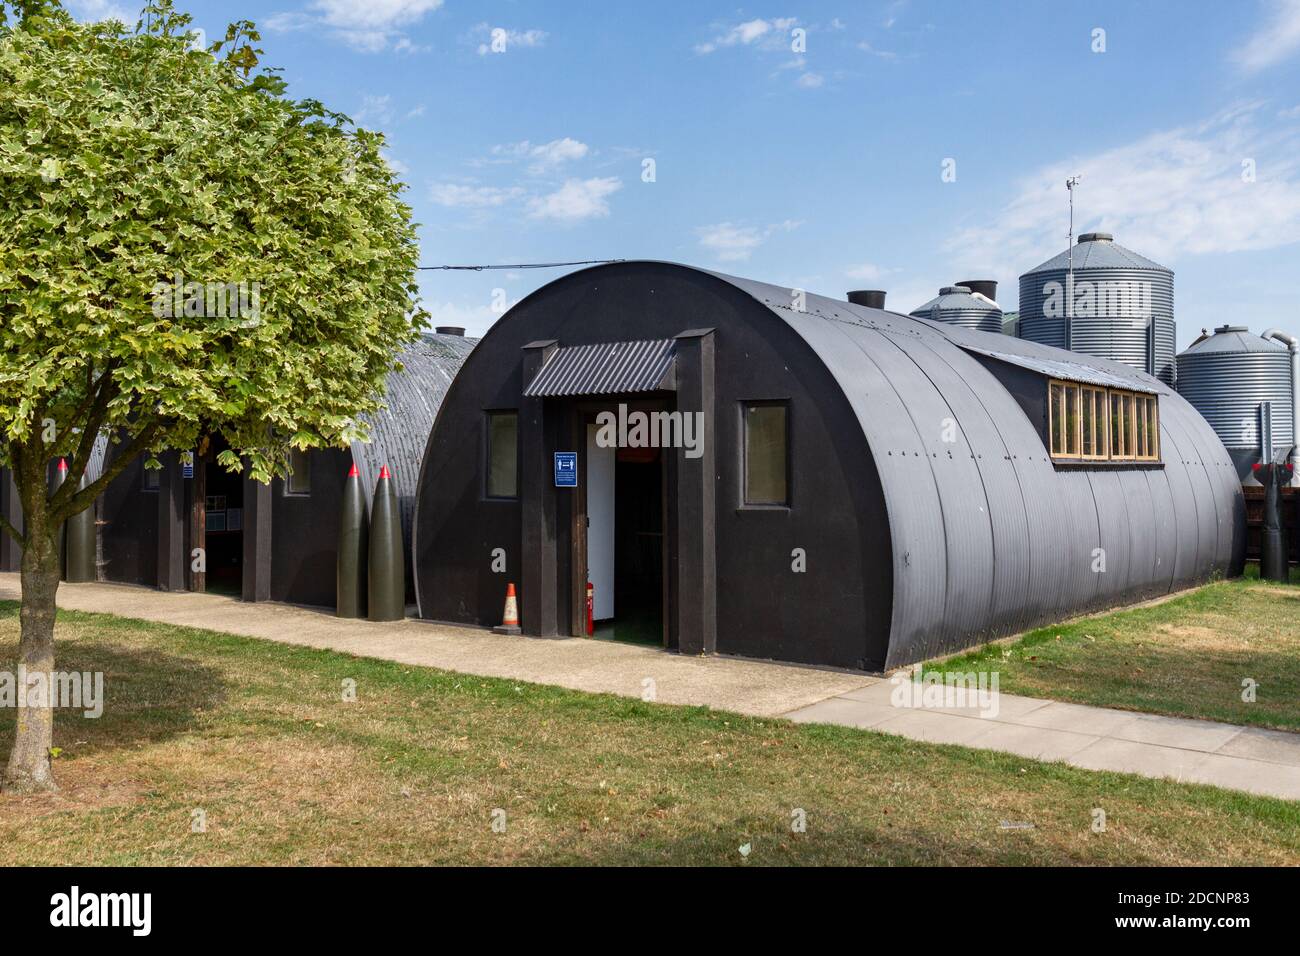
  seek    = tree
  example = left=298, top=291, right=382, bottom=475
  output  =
left=0, top=0, right=426, bottom=791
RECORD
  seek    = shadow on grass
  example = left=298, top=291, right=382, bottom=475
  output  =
left=0, top=606, right=229, bottom=759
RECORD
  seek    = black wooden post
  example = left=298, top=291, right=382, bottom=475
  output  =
left=520, top=339, right=558, bottom=636
left=241, top=474, right=272, bottom=601
left=672, top=328, right=717, bottom=655
left=156, top=450, right=185, bottom=591
left=0, top=469, right=22, bottom=572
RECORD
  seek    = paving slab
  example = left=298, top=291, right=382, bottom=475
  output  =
left=1111, top=713, right=1245, bottom=753
left=870, top=709, right=993, bottom=746
left=1010, top=700, right=1142, bottom=737
left=965, top=722, right=1101, bottom=762
left=1066, top=738, right=1213, bottom=781
left=1179, top=754, right=1300, bottom=801
left=785, top=697, right=898, bottom=729
left=1215, top=727, right=1300, bottom=767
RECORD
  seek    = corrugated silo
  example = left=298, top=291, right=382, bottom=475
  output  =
left=1018, top=232, right=1176, bottom=384
left=909, top=283, right=1003, bottom=333
left=1177, top=325, right=1296, bottom=482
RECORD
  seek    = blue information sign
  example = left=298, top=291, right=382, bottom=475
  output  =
left=554, top=451, right=577, bottom=487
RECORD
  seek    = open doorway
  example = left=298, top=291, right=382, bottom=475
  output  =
left=202, top=436, right=244, bottom=596
left=583, top=415, right=664, bottom=645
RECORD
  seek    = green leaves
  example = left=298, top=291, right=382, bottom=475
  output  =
left=0, top=2, right=425, bottom=488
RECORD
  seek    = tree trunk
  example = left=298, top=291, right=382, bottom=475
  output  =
left=2, top=525, right=60, bottom=793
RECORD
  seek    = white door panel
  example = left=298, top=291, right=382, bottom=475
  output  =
left=586, top=424, right=615, bottom=620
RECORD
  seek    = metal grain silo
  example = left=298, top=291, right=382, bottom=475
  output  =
left=1018, top=232, right=1176, bottom=384
left=1177, top=325, right=1296, bottom=481
left=909, top=282, right=1003, bottom=333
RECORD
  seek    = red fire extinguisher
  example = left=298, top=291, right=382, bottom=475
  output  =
left=586, top=581, right=594, bottom=636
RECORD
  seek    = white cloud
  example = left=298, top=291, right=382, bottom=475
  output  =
left=696, top=220, right=800, bottom=262
left=1232, top=0, right=1300, bottom=72
left=65, top=0, right=135, bottom=23
left=429, top=183, right=526, bottom=208
left=695, top=17, right=797, bottom=55
left=845, top=262, right=895, bottom=282
left=526, top=177, right=622, bottom=222
left=944, top=103, right=1300, bottom=283
left=475, top=24, right=548, bottom=56
left=491, top=138, right=590, bottom=173
left=314, top=0, right=442, bottom=31
left=797, top=72, right=825, bottom=88
left=858, top=41, right=899, bottom=60
left=354, top=94, right=394, bottom=128
left=265, top=0, right=442, bottom=52
left=697, top=223, right=765, bottom=261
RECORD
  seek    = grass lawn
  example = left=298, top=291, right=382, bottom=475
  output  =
left=0, top=601, right=1298, bottom=866
left=930, top=567, right=1300, bottom=731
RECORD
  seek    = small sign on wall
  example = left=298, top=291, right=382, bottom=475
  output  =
left=182, top=451, right=194, bottom=479
left=554, top=451, right=577, bottom=488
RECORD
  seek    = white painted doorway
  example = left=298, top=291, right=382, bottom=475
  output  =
left=585, top=423, right=616, bottom=620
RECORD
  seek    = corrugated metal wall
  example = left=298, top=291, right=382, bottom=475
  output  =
left=727, top=275, right=1242, bottom=667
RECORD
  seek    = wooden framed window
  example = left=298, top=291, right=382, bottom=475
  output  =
left=485, top=411, right=518, bottom=499
left=285, top=448, right=311, bottom=496
left=1053, top=381, right=1158, bottom=464
left=1049, top=380, right=1082, bottom=459
left=1136, top=395, right=1160, bottom=461
left=742, top=401, right=789, bottom=506
left=1080, top=385, right=1109, bottom=460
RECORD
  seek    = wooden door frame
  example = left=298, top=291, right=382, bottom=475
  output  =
left=568, top=398, right=670, bottom=645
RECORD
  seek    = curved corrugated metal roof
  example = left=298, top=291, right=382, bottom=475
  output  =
left=908, top=286, right=1003, bottom=334
left=1180, top=326, right=1287, bottom=355
left=701, top=265, right=1241, bottom=666
left=352, top=332, right=477, bottom=543
left=1023, top=234, right=1172, bottom=275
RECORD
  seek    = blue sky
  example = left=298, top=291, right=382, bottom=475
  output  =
left=72, top=0, right=1300, bottom=347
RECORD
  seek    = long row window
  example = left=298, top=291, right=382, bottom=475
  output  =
left=1049, top=380, right=1159, bottom=463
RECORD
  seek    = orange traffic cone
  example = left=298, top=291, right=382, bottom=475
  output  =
left=493, top=582, right=522, bottom=634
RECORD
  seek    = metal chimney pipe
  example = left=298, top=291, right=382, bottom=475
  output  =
left=847, top=290, right=886, bottom=309
left=957, top=280, right=998, bottom=303
left=1261, top=328, right=1299, bottom=482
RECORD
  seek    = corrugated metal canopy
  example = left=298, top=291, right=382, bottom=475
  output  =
left=958, top=343, right=1158, bottom=393
left=524, top=338, right=676, bottom=397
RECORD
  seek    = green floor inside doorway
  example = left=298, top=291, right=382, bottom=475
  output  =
left=590, top=608, right=662, bottom=646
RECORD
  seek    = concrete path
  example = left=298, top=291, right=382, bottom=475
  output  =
left=786, top=682, right=1300, bottom=801
left=4, top=573, right=1298, bottom=801
left=0, top=575, right=871, bottom=717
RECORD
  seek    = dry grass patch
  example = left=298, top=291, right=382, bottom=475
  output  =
left=934, top=573, right=1300, bottom=731
left=0, top=601, right=1297, bottom=866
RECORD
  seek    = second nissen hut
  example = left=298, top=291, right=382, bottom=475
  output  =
left=412, top=262, right=1244, bottom=670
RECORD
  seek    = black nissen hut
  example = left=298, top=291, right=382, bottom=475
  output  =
left=411, top=262, right=1244, bottom=670
left=1, top=331, right=475, bottom=608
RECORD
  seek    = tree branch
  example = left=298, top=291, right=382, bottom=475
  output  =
left=0, top=512, right=23, bottom=552
left=50, top=373, right=120, bottom=510
left=55, top=421, right=163, bottom=522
